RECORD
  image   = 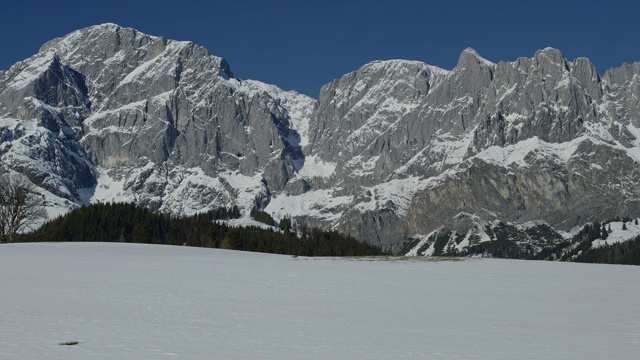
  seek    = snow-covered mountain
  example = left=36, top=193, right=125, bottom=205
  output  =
left=2, top=24, right=640, bottom=253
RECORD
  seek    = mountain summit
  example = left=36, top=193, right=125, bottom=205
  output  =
left=2, top=24, right=640, bottom=253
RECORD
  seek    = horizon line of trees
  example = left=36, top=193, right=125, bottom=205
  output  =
left=16, top=202, right=385, bottom=257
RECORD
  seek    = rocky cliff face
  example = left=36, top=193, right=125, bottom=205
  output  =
left=286, top=46, right=640, bottom=252
left=2, top=24, right=640, bottom=253
left=1, top=24, right=311, bottom=216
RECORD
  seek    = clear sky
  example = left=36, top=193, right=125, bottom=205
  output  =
left=2, top=0, right=639, bottom=97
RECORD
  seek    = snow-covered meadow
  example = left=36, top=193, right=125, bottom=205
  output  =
left=1, top=243, right=638, bottom=359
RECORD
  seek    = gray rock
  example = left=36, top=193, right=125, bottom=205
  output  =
left=2, top=24, right=640, bottom=254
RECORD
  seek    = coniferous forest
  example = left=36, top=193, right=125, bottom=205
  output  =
left=19, top=203, right=385, bottom=257
left=13, top=202, right=640, bottom=264
left=571, top=236, right=640, bottom=265
left=559, top=221, right=640, bottom=265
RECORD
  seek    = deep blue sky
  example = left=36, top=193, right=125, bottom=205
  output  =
left=2, top=0, right=639, bottom=97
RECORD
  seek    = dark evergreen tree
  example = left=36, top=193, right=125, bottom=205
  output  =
left=251, top=208, right=274, bottom=226
left=602, top=224, right=609, bottom=239
left=20, top=202, right=385, bottom=257
left=573, top=235, right=640, bottom=265
left=279, top=216, right=292, bottom=233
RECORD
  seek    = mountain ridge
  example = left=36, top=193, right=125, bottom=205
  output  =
left=2, top=23, right=640, bottom=254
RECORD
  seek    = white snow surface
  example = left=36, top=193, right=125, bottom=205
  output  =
left=218, top=170, right=268, bottom=215
left=221, top=217, right=276, bottom=230
left=592, top=219, right=640, bottom=248
left=91, top=167, right=136, bottom=204
left=266, top=188, right=352, bottom=224
left=1, top=243, right=639, bottom=359
left=355, top=176, right=428, bottom=217
left=296, top=154, right=336, bottom=178
left=474, top=135, right=582, bottom=168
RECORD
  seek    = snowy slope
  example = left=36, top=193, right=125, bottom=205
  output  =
left=592, top=219, right=640, bottom=248
left=1, top=243, right=639, bottom=360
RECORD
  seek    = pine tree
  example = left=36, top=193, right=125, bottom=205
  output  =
left=623, top=222, right=627, bottom=231
left=279, top=216, right=292, bottom=233
left=593, top=221, right=602, bottom=240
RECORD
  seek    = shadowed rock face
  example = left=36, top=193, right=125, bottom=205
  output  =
left=2, top=24, right=640, bottom=253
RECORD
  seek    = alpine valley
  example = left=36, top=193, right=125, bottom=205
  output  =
left=3, top=24, right=640, bottom=255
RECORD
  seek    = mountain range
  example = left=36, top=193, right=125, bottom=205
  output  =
left=2, top=24, right=640, bottom=254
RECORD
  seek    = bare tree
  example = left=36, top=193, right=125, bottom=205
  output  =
left=0, top=173, right=48, bottom=243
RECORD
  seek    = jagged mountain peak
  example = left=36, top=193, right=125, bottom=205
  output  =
left=532, top=47, right=570, bottom=71
left=3, top=25, right=640, bottom=254
left=0, top=23, right=314, bottom=217
left=456, top=47, right=496, bottom=69
left=36, top=23, right=229, bottom=83
left=534, top=47, right=565, bottom=60
left=365, top=58, right=447, bottom=72
left=40, top=23, right=157, bottom=54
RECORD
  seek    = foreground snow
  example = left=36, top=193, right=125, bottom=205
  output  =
left=1, top=243, right=639, bottom=359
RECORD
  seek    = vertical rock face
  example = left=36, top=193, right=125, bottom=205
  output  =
left=294, top=45, right=640, bottom=253
left=0, top=24, right=311, bottom=213
left=2, top=23, right=640, bottom=253
left=0, top=50, right=94, bottom=202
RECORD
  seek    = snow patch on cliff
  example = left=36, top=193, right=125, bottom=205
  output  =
left=354, top=176, right=428, bottom=217
left=296, top=155, right=336, bottom=178
left=474, top=136, right=583, bottom=167
left=266, top=188, right=353, bottom=225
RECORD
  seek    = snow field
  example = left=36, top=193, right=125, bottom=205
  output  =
left=1, top=243, right=639, bottom=359
left=592, top=219, right=640, bottom=248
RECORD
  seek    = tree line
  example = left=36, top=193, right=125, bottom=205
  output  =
left=571, top=235, right=640, bottom=265
left=17, top=202, right=385, bottom=257
left=558, top=220, right=640, bottom=265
